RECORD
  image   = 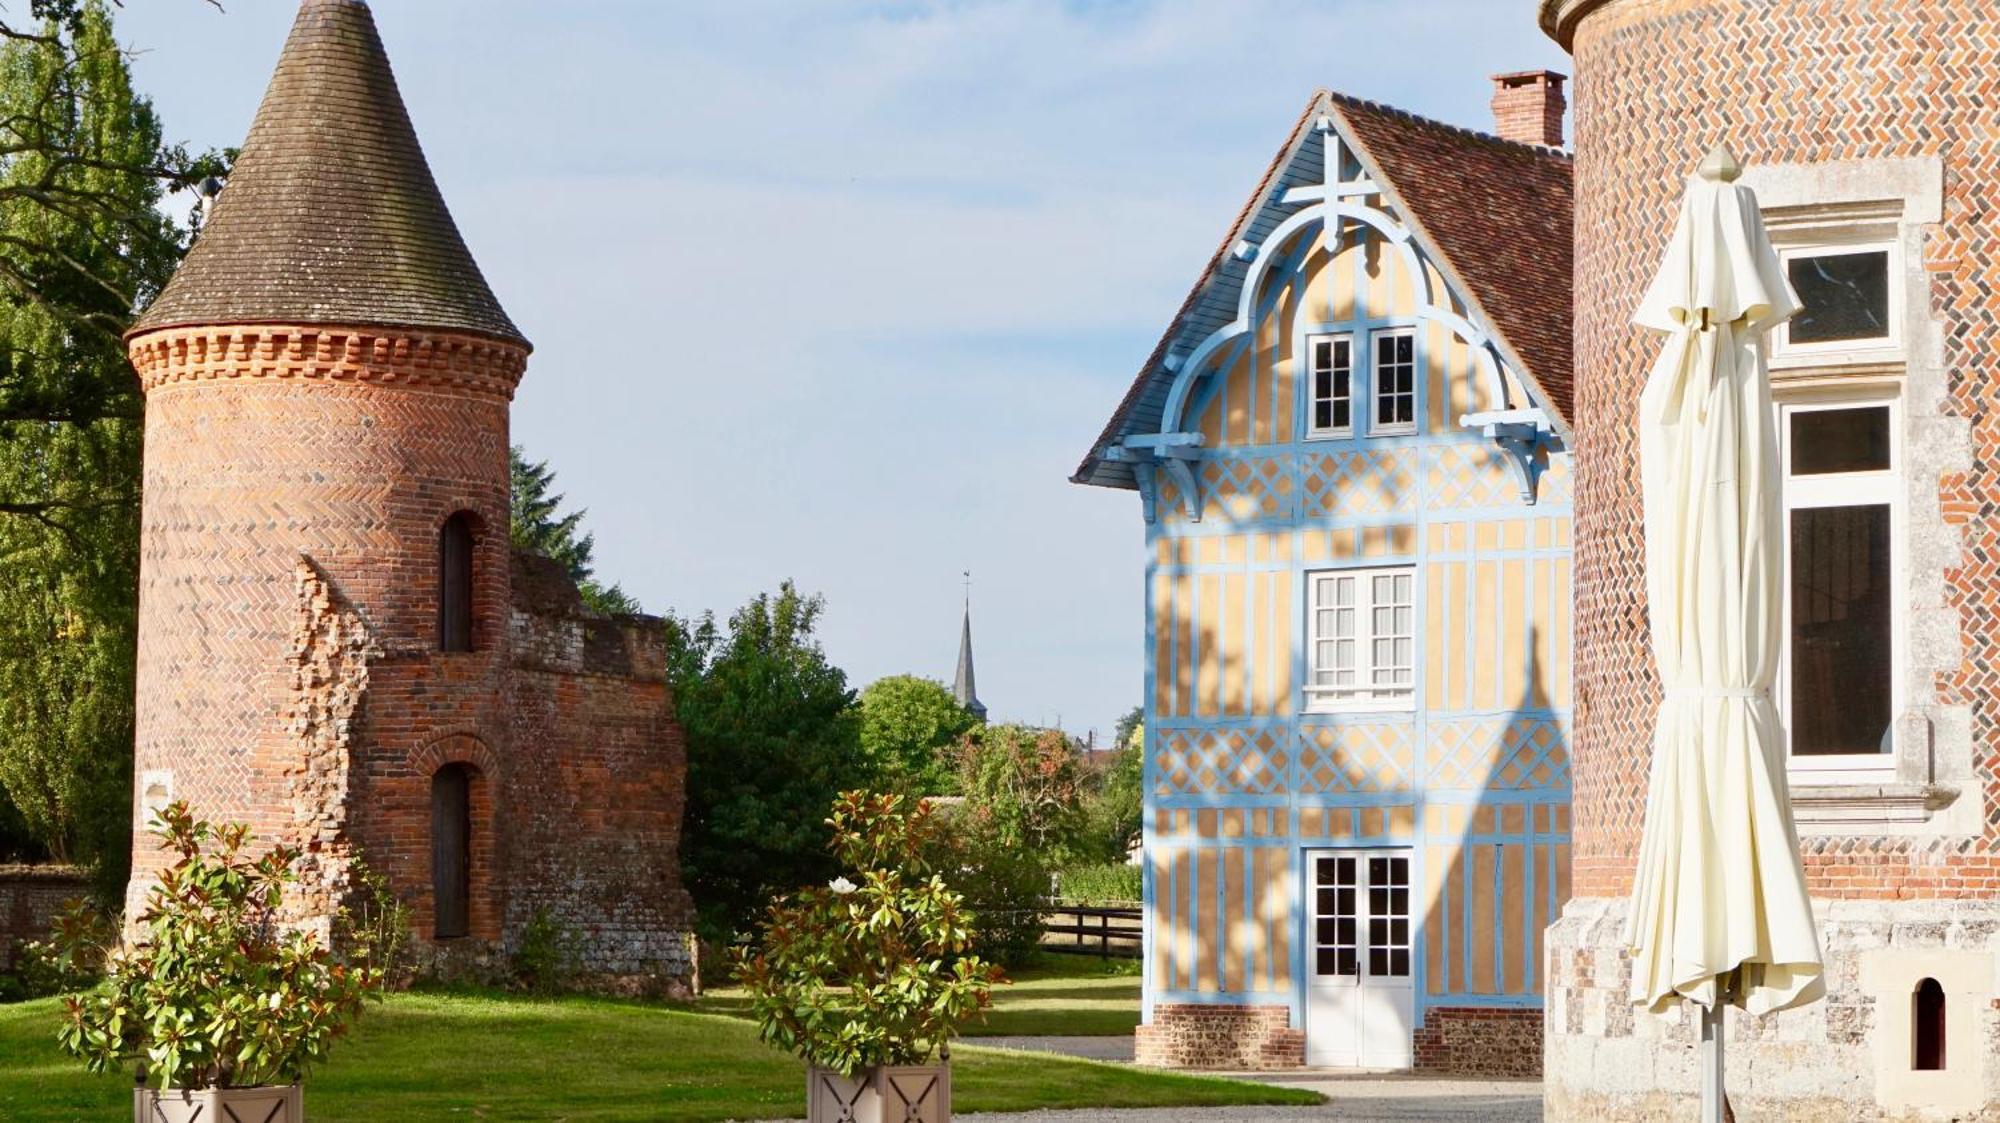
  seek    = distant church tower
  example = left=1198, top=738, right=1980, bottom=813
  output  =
left=954, top=588, right=987, bottom=721
left=122, top=0, right=693, bottom=985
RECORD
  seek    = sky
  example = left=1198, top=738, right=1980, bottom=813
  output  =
left=115, top=1, right=1568, bottom=743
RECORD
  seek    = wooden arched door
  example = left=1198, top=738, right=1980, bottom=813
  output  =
left=431, top=764, right=472, bottom=938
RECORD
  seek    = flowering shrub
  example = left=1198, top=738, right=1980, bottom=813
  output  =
left=733, top=790, right=1005, bottom=1076
left=49, top=802, right=380, bottom=1089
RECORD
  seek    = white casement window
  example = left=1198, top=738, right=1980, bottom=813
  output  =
left=1370, top=329, right=1416, bottom=434
left=1779, top=393, right=1900, bottom=777
left=1307, top=334, right=1354, bottom=438
left=1305, top=567, right=1415, bottom=712
left=1775, top=242, right=1898, bottom=355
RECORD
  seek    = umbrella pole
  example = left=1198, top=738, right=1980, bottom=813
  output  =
left=1699, top=998, right=1724, bottom=1123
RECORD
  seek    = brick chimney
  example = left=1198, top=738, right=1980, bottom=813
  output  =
left=1490, top=70, right=1567, bottom=147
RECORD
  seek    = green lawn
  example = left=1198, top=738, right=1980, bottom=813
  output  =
left=0, top=988, right=1315, bottom=1122
left=698, top=954, right=1144, bottom=1038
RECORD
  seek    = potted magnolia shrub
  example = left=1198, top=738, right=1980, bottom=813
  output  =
left=735, top=791, right=1005, bottom=1123
left=48, top=801, right=379, bottom=1123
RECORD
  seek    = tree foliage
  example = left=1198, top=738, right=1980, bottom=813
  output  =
left=951, top=724, right=1086, bottom=864
left=856, top=674, right=976, bottom=794
left=508, top=444, right=638, bottom=615
left=0, top=0, right=187, bottom=891
left=666, top=581, right=869, bottom=939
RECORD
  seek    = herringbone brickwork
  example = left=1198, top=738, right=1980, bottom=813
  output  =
left=1566, top=0, right=2000, bottom=901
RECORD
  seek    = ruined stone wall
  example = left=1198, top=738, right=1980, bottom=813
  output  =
left=500, top=551, right=695, bottom=990
left=0, top=865, right=89, bottom=968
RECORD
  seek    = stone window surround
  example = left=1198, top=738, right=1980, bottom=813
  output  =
left=1739, top=157, right=1973, bottom=836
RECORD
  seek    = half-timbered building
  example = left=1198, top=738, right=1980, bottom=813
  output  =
left=1073, top=73, right=1574, bottom=1075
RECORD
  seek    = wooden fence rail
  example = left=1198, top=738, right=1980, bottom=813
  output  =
left=1038, top=900, right=1142, bottom=958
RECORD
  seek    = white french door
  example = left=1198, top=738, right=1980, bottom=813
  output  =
left=1303, top=848, right=1414, bottom=1068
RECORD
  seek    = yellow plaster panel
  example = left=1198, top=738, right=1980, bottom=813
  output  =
left=1224, top=851, right=1251, bottom=991
left=1501, top=559, right=1527, bottom=706
left=1359, top=807, right=1383, bottom=838
left=1425, top=564, right=1446, bottom=711
left=1425, top=845, right=1451, bottom=995
left=1274, top=574, right=1295, bottom=708
left=1223, top=574, right=1246, bottom=717
left=1330, top=240, right=1356, bottom=323
left=1196, top=392, right=1221, bottom=446
left=1197, top=576, right=1221, bottom=716
left=1473, top=562, right=1498, bottom=710
left=1501, top=805, right=1527, bottom=835
left=1554, top=556, right=1573, bottom=707
left=1196, top=809, right=1218, bottom=839
left=1224, top=350, right=1250, bottom=447
left=1221, top=809, right=1245, bottom=839
left=1264, top=847, right=1292, bottom=992
left=1173, top=572, right=1192, bottom=717
left=1299, top=807, right=1325, bottom=838
left=1530, top=557, right=1554, bottom=709
left=1470, top=844, right=1496, bottom=993
left=1502, top=843, right=1526, bottom=995
left=1195, top=849, right=1219, bottom=991
left=1153, top=578, right=1173, bottom=717
left=1253, top=573, right=1274, bottom=715
left=1155, top=848, right=1178, bottom=989
left=1387, top=804, right=1416, bottom=838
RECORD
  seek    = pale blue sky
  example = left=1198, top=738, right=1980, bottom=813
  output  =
left=116, top=1, right=1567, bottom=741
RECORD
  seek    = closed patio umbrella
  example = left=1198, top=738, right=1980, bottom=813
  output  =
left=1627, top=145, right=1825, bottom=1121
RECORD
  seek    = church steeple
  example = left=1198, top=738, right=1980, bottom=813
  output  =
left=954, top=578, right=987, bottom=722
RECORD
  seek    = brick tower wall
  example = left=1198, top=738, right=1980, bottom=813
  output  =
left=127, top=325, right=523, bottom=934
left=1546, top=0, right=2000, bottom=1116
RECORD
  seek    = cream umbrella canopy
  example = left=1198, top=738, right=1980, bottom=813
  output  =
left=1627, top=146, right=1825, bottom=1117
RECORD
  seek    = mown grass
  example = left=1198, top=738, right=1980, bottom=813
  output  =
left=0, top=987, right=1316, bottom=1122
left=697, top=953, right=1143, bottom=1038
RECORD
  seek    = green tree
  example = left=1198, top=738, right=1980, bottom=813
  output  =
left=856, top=675, right=976, bottom=794
left=666, top=582, right=869, bottom=939
left=0, top=0, right=184, bottom=894
left=952, top=724, right=1086, bottom=864
left=1077, top=736, right=1143, bottom=864
left=508, top=445, right=639, bottom=615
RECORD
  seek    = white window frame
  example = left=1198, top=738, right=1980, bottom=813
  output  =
left=1777, top=390, right=1902, bottom=781
left=1305, top=332, right=1354, bottom=440
left=1304, top=566, right=1416, bottom=714
left=1368, top=328, right=1418, bottom=436
left=1774, top=241, right=1901, bottom=357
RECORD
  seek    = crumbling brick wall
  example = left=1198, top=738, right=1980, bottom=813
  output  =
left=505, top=551, right=696, bottom=990
left=0, top=865, right=89, bottom=969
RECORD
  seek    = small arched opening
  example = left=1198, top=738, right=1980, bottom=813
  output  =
left=430, top=763, right=475, bottom=939
left=438, top=511, right=476, bottom=652
left=1914, top=976, right=1946, bottom=1071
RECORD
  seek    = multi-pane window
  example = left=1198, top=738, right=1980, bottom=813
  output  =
left=1306, top=567, right=1415, bottom=710
left=1781, top=399, right=1897, bottom=771
left=1780, top=244, right=1894, bottom=350
left=1372, top=330, right=1416, bottom=433
left=1310, top=854, right=1410, bottom=980
left=1308, top=335, right=1353, bottom=437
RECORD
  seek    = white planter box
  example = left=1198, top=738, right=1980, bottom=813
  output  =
left=807, top=1060, right=951, bottom=1123
left=135, top=1084, right=302, bottom=1123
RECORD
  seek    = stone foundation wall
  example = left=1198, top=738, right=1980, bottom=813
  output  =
left=0, top=865, right=89, bottom=968
left=1134, top=1004, right=1304, bottom=1069
left=1413, top=1006, right=1543, bottom=1077
left=1547, top=897, right=2000, bottom=1121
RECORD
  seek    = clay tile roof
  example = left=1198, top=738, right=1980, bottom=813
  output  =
left=1327, top=92, right=1573, bottom=422
left=131, top=0, right=526, bottom=347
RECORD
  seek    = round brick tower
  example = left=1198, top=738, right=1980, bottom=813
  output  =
left=124, top=0, right=528, bottom=936
left=1543, top=0, right=2000, bottom=1117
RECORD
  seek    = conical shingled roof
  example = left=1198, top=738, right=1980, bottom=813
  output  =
left=131, top=0, right=526, bottom=346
